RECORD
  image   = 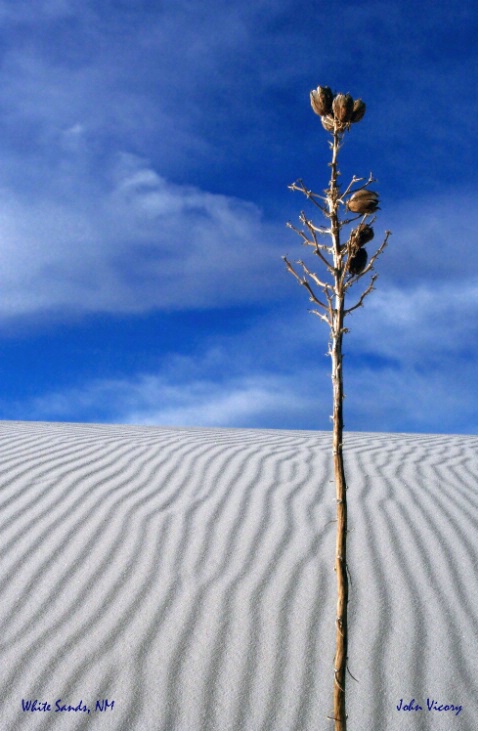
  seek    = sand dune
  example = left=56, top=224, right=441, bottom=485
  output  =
left=0, top=421, right=477, bottom=730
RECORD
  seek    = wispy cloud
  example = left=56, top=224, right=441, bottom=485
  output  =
left=0, top=137, right=475, bottom=327
left=26, top=364, right=318, bottom=430
left=11, top=281, right=478, bottom=435
left=20, top=348, right=478, bottom=435
left=0, top=152, right=287, bottom=322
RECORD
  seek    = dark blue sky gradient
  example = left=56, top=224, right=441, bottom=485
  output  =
left=0, top=0, right=476, bottom=433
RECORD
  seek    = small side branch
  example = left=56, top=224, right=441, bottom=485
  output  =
left=338, top=172, right=376, bottom=205
left=346, top=663, right=360, bottom=683
left=289, top=179, right=330, bottom=214
left=297, top=260, right=333, bottom=292
left=340, top=175, right=365, bottom=200
left=300, top=214, right=332, bottom=238
left=300, top=213, right=334, bottom=252
left=366, top=229, right=392, bottom=271
left=344, top=275, right=377, bottom=315
left=286, top=220, right=321, bottom=249
left=282, top=256, right=330, bottom=312
left=287, top=221, right=335, bottom=274
left=309, top=308, right=332, bottom=326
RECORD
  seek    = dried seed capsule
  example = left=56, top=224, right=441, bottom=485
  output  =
left=351, top=99, right=366, bottom=123
left=348, top=248, right=368, bottom=275
left=346, top=189, right=380, bottom=214
left=353, top=223, right=374, bottom=247
left=310, top=85, right=334, bottom=116
left=321, top=114, right=335, bottom=132
left=332, top=93, right=354, bottom=123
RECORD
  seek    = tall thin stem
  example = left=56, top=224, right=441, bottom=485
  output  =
left=284, top=86, right=390, bottom=729
left=327, top=130, right=349, bottom=731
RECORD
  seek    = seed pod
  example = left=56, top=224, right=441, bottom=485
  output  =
left=348, top=248, right=368, bottom=275
left=351, top=99, right=366, bottom=123
left=353, top=223, right=374, bottom=247
left=347, top=189, right=380, bottom=214
left=332, top=93, right=354, bottom=123
left=310, top=86, right=334, bottom=116
left=321, top=114, right=335, bottom=132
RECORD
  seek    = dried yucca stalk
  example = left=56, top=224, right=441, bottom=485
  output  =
left=283, top=85, right=391, bottom=731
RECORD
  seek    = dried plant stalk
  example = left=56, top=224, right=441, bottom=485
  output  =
left=283, top=85, right=391, bottom=731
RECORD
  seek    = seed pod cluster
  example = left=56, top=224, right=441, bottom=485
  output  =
left=345, top=196, right=379, bottom=276
left=346, top=224, right=374, bottom=276
left=346, top=189, right=379, bottom=214
left=351, top=223, right=374, bottom=248
left=310, top=85, right=366, bottom=131
left=310, top=85, right=334, bottom=116
left=348, top=248, right=368, bottom=275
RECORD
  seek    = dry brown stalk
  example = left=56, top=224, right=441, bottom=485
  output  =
left=283, top=85, right=391, bottom=731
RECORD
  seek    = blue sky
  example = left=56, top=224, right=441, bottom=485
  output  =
left=0, top=0, right=476, bottom=434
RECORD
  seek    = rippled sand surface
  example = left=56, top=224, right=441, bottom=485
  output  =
left=0, top=421, right=477, bottom=730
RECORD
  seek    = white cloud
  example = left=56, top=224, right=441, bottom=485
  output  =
left=344, top=361, right=478, bottom=434
left=28, top=368, right=317, bottom=430
left=0, top=142, right=475, bottom=333
left=13, top=291, right=477, bottom=435
left=377, top=194, right=478, bottom=285
left=344, top=280, right=478, bottom=365
left=0, top=152, right=287, bottom=324
left=22, top=343, right=477, bottom=434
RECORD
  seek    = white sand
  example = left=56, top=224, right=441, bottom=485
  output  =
left=0, top=420, right=477, bottom=731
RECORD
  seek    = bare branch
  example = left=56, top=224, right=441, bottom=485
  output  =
left=367, top=230, right=392, bottom=268
left=340, top=214, right=370, bottom=227
left=351, top=230, right=391, bottom=286
left=343, top=230, right=391, bottom=291
left=302, top=279, right=330, bottom=311
left=286, top=222, right=320, bottom=251
left=282, top=256, right=330, bottom=311
left=344, top=274, right=377, bottom=315
left=341, top=175, right=365, bottom=199
left=289, top=178, right=327, bottom=200
left=297, top=259, right=333, bottom=292
left=298, top=213, right=319, bottom=248
left=301, top=217, right=332, bottom=237
left=282, top=255, right=302, bottom=282
left=309, top=308, right=332, bottom=326
left=300, top=212, right=333, bottom=249
left=338, top=173, right=376, bottom=207
left=289, top=179, right=330, bottom=214
left=287, top=221, right=336, bottom=274
left=286, top=221, right=313, bottom=245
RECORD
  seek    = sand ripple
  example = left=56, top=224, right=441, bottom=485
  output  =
left=0, top=422, right=476, bottom=730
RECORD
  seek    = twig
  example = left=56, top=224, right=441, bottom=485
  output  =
left=344, top=275, right=377, bottom=314
left=309, top=309, right=332, bottom=326
left=282, top=257, right=330, bottom=311
left=297, top=260, right=333, bottom=292
left=289, top=179, right=330, bottom=214
left=346, top=663, right=360, bottom=683
left=341, top=175, right=364, bottom=199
